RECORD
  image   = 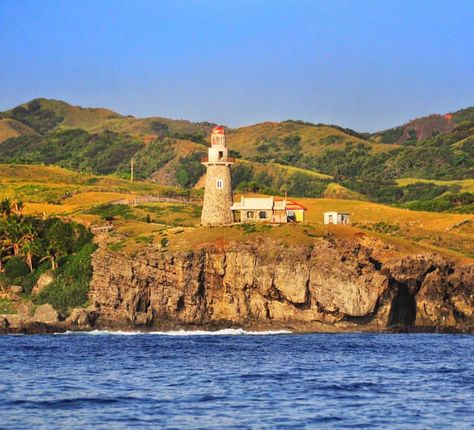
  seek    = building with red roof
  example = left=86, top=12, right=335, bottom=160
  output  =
left=231, top=196, right=306, bottom=223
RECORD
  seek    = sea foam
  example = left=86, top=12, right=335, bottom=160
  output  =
left=59, top=328, right=292, bottom=336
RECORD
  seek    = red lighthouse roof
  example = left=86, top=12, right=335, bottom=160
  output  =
left=212, top=126, right=225, bottom=134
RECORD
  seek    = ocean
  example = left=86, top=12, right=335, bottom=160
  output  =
left=0, top=331, right=473, bottom=429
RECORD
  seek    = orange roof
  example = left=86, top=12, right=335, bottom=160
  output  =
left=274, top=197, right=307, bottom=211
left=286, top=199, right=307, bottom=211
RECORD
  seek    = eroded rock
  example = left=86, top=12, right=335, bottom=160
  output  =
left=32, top=272, right=54, bottom=296
left=33, top=304, right=59, bottom=324
left=88, top=237, right=474, bottom=332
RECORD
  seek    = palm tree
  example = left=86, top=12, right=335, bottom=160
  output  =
left=39, top=244, right=59, bottom=271
left=12, top=200, right=24, bottom=216
left=19, top=237, right=38, bottom=273
left=2, top=215, right=35, bottom=258
left=0, top=199, right=12, bottom=219
left=3, top=216, right=23, bottom=256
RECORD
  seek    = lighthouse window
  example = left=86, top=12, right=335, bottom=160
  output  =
left=216, top=179, right=224, bottom=189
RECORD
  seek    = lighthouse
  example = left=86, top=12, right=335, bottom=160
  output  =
left=201, top=126, right=235, bottom=226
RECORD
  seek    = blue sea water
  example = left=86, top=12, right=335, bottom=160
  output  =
left=0, top=331, right=473, bottom=429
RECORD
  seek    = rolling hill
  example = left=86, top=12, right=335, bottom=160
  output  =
left=371, top=107, right=474, bottom=145
left=225, top=120, right=395, bottom=159
left=0, top=98, right=473, bottom=212
left=0, top=118, right=37, bottom=142
left=2, top=98, right=215, bottom=143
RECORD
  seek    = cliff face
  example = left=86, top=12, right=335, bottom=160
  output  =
left=89, top=236, right=474, bottom=332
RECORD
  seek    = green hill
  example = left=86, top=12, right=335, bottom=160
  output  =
left=2, top=98, right=214, bottom=143
left=224, top=120, right=394, bottom=161
left=371, top=107, right=474, bottom=145
left=0, top=98, right=473, bottom=212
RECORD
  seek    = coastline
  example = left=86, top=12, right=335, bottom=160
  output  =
left=2, top=232, right=473, bottom=336
left=2, top=320, right=473, bottom=335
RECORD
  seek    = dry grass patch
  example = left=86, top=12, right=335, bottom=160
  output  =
left=300, top=198, right=474, bottom=230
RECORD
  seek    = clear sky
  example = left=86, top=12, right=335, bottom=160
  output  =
left=1, top=0, right=473, bottom=132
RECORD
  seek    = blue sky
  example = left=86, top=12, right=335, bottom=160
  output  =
left=1, top=0, right=473, bottom=131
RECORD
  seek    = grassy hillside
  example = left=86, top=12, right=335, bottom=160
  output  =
left=1, top=165, right=471, bottom=261
left=371, top=107, right=474, bottom=145
left=0, top=118, right=37, bottom=142
left=2, top=170, right=473, bottom=319
left=2, top=101, right=473, bottom=316
left=225, top=120, right=394, bottom=161
left=0, top=164, right=198, bottom=209
left=4, top=98, right=214, bottom=142
left=396, top=178, right=474, bottom=193
left=1, top=98, right=473, bottom=213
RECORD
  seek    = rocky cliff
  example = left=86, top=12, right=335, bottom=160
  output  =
left=88, top=235, right=474, bottom=333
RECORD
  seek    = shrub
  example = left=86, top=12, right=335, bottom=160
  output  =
left=175, top=152, right=206, bottom=188
left=86, top=203, right=134, bottom=220
left=4, top=257, right=30, bottom=279
left=404, top=192, right=474, bottom=213
left=35, top=243, right=96, bottom=313
left=10, top=100, right=64, bottom=133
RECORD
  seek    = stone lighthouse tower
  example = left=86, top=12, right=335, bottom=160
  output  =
left=201, top=126, right=235, bottom=226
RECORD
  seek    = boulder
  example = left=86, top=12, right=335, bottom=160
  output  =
left=1, top=314, right=30, bottom=329
left=66, top=308, right=98, bottom=328
left=17, top=301, right=34, bottom=317
left=32, top=272, right=54, bottom=296
left=10, top=286, right=23, bottom=295
left=33, top=304, right=59, bottom=323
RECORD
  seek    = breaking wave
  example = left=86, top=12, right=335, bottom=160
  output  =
left=59, top=328, right=292, bottom=336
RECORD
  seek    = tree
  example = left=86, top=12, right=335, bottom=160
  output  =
left=19, top=234, right=39, bottom=273
left=0, top=199, right=12, bottom=219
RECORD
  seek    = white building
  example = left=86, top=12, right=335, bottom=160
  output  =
left=231, top=196, right=307, bottom=223
left=324, top=211, right=351, bottom=225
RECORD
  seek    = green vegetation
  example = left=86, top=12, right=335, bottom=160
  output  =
left=404, top=192, right=474, bottom=213
left=378, top=126, right=404, bottom=144
left=118, top=138, right=176, bottom=180
left=0, top=297, right=14, bottom=314
left=0, top=199, right=95, bottom=312
left=108, top=241, right=126, bottom=252
left=231, top=163, right=330, bottom=197
left=238, top=223, right=272, bottom=235
left=248, top=133, right=304, bottom=165
left=35, top=243, right=95, bottom=313
left=9, top=99, right=64, bottom=133
left=86, top=203, right=135, bottom=220
left=357, top=222, right=401, bottom=235
left=1, top=98, right=474, bottom=214
left=452, top=107, right=474, bottom=124
left=0, top=129, right=143, bottom=175
left=175, top=151, right=206, bottom=188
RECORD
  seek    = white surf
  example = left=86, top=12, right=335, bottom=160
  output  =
left=59, top=328, right=292, bottom=336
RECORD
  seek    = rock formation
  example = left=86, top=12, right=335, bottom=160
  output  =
left=87, top=235, right=474, bottom=333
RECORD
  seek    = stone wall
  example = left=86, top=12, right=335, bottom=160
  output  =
left=201, top=164, right=234, bottom=226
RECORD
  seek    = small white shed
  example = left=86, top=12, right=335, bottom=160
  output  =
left=324, top=211, right=351, bottom=225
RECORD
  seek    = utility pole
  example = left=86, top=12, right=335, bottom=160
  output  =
left=130, top=157, right=134, bottom=183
